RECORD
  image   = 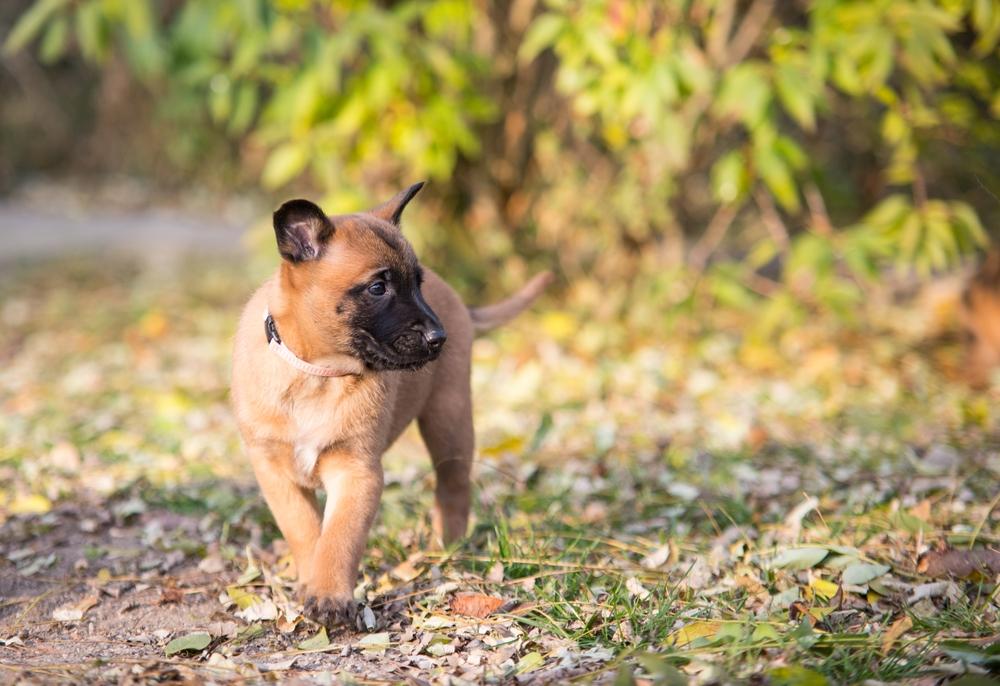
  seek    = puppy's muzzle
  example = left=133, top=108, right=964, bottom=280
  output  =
left=393, top=322, right=447, bottom=361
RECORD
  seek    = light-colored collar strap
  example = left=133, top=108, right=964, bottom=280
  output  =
left=263, top=309, right=360, bottom=378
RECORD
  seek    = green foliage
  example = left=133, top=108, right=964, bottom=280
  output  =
left=5, top=0, right=1000, bottom=330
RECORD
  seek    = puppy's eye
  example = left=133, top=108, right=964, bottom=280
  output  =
left=368, top=281, right=387, bottom=296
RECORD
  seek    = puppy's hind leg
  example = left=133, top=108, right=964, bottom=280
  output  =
left=418, top=389, right=474, bottom=546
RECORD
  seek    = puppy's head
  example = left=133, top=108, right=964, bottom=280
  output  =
left=272, top=182, right=446, bottom=371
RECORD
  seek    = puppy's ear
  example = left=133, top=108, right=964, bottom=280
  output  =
left=370, top=182, right=425, bottom=225
left=273, top=199, right=334, bottom=262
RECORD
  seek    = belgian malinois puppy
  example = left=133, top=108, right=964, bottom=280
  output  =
left=231, top=183, right=550, bottom=626
left=961, top=248, right=1000, bottom=387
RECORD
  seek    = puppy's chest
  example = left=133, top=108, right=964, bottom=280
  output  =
left=285, top=378, right=393, bottom=482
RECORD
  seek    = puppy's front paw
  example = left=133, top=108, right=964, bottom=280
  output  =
left=302, top=593, right=358, bottom=629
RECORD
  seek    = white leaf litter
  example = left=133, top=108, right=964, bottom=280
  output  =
left=235, top=598, right=278, bottom=622
left=625, top=576, right=651, bottom=600
left=641, top=543, right=672, bottom=569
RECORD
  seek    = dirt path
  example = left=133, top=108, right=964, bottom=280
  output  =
left=0, top=198, right=246, bottom=263
left=0, top=498, right=431, bottom=684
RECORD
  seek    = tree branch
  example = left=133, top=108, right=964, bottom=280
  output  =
left=754, top=188, right=790, bottom=251
left=724, top=0, right=776, bottom=67
left=804, top=183, right=833, bottom=236
left=689, top=203, right=739, bottom=272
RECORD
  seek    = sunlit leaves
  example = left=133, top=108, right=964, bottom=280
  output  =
left=2, top=0, right=69, bottom=55
left=711, top=151, right=749, bottom=205
left=857, top=195, right=987, bottom=275
left=520, top=13, right=567, bottom=64
left=5, top=0, right=997, bottom=299
left=715, top=62, right=772, bottom=130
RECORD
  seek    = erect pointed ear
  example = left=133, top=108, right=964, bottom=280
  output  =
left=273, top=199, right=334, bottom=262
left=370, top=182, right=425, bottom=225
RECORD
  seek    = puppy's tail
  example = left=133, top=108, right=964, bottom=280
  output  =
left=469, top=271, right=553, bottom=334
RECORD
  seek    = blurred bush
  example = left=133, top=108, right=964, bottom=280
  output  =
left=4, top=0, right=1000, bottom=335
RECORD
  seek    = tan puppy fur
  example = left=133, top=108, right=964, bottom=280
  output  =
left=231, top=184, right=550, bottom=626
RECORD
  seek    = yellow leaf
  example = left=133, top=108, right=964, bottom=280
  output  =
left=226, top=586, right=260, bottom=610
left=808, top=606, right=834, bottom=620
left=481, top=435, right=526, bottom=457
left=668, top=620, right=721, bottom=647
left=9, top=494, right=51, bottom=515
left=881, top=615, right=912, bottom=655
left=540, top=311, right=576, bottom=341
left=139, top=310, right=168, bottom=338
left=810, top=578, right=839, bottom=601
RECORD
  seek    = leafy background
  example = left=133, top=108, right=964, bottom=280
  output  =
left=1, top=1, right=999, bottom=684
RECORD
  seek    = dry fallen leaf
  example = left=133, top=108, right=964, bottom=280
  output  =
left=486, top=561, right=505, bottom=583
left=626, top=576, right=651, bottom=600
left=881, top=615, right=913, bottom=655
left=450, top=593, right=505, bottom=619
left=641, top=543, right=673, bottom=569
left=668, top=620, right=720, bottom=647
left=51, top=594, right=99, bottom=622
left=788, top=600, right=815, bottom=624
left=391, top=553, right=425, bottom=582
left=159, top=587, right=184, bottom=605
left=917, top=548, right=1000, bottom=578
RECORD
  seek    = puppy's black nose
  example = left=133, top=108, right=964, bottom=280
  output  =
left=423, top=328, right=447, bottom=351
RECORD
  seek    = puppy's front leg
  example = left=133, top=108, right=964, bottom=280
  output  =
left=247, top=442, right=322, bottom=580
left=302, top=452, right=383, bottom=627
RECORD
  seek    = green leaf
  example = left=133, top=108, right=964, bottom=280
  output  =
left=775, top=62, right=816, bottom=131
left=519, top=14, right=565, bottom=63
left=3, top=0, right=68, bottom=55
left=790, top=617, right=819, bottom=650
left=769, top=665, right=830, bottom=686
left=228, top=83, right=259, bottom=135
left=261, top=142, right=309, bottom=189
left=948, top=677, right=1000, bottom=686
left=613, top=666, right=636, bottom=686
left=891, top=509, right=930, bottom=535
left=164, top=631, right=211, bottom=656
left=297, top=627, right=330, bottom=651
left=515, top=651, right=545, bottom=674
left=952, top=202, right=987, bottom=247
left=76, top=1, right=107, bottom=62
left=715, top=62, right=772, bottom=129
left=755, top=144, right=800, bottom=212
left=863, top=195, right=912, bottom=231
left=711, top=151, right=748, bottom=205
left=635, top=654, right=687, bottom=686
left=770, top=547, right=829, bottom=570
left=358, top=632, right=391, bottom=653
left=751, top=623, right=781, bottom=643
left=238, top=555, right=260, bottom=584
left=841, top=562, right=890, bottom=585
left=38, top=15, right=69, bottom=63
left=941, top=639, right=1000, bottom=666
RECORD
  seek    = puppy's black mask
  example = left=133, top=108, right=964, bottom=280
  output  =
left=344, top=264, right=447, bottom=372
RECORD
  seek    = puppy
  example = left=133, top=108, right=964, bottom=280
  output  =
left=961, top=248, right=1000, bottom=387
left=231, top=183, right=550, bottom=626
